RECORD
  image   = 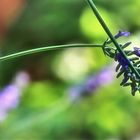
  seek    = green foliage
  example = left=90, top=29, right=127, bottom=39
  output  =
left=80, top=7, right=118, bottom=42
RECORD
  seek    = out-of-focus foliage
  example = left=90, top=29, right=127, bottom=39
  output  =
left=80, top=7, right=119, bottom=42
left=1, top=0, right=140, bottom=139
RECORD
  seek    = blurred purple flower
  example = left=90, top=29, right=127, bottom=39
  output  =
left=85, top=66, right=114, bottom=92
left=0, top=85, right=20, bottom=110
left=0, top=71, right=30, bottom=122
left=68, top=66, right=115, bottom=101
left=114, top=31, right=130, bottom=39
left=0, top=85, right=20, bottom=121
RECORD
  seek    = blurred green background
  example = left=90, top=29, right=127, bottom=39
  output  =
left=0, top=0, right=140, bottom=139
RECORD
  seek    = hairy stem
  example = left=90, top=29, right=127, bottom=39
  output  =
left=0, top=44, right=102, bottom=62
left=86, top=0, right=140, bottom=78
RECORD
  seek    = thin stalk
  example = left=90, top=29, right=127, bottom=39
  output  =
left=0, top=44, right=102, bottom=62
left=86, top=0, right=140, bottom=78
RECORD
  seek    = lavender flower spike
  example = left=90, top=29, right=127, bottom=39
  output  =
left=114, top=31, right=130, bottom=39
left=134, top=47, right=140, bottom=57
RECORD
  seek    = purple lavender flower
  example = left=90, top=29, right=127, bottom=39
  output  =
left=103, top=30, right=140, bottom=95
left=85, top=66, right=114, bottom=92
left=134, top=47, right=140, bottom=57
left=69, top=66, right=115, bottom=101
left=115, top=53, right=129, bottom=69
left=114, top=31, right=130, bottom=39
left=0, top=85, right=20, bottom=110
left=0, top=71, right=30, bottom=122
left=0, top=85, right=20, bottom=121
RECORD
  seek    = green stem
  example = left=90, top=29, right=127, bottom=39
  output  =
left=86, top=0, right=140, bottom=78
left=0, top=44, right=102, bottom=62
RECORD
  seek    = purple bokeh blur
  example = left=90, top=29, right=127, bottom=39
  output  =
left=68, top=65, right=115, bottom=101
left=85, top=67, right=114, bottom=92
left=0, top=71, right=30, bottom=122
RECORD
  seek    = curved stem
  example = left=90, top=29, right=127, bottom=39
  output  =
left=86, top=0, right=140, bottom=78
left=0, top=44, right=102, bottom=62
